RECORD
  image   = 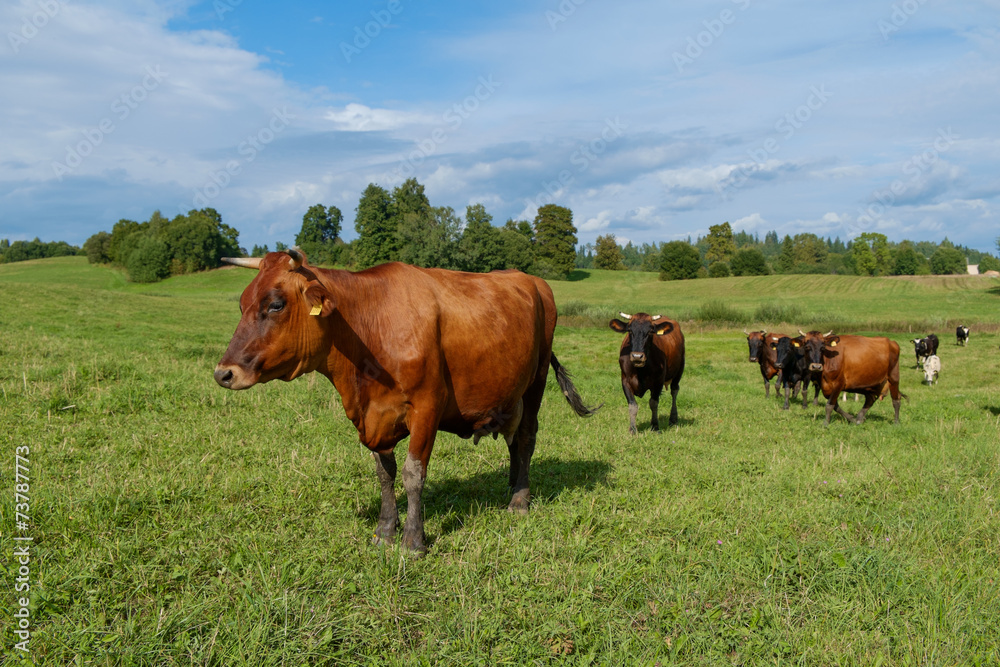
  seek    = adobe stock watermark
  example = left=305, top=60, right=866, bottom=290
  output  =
left=877, top=0, right=929, bottom=40
left=187, top=107, right=294, bottom=209
left=393, top=75, right=501, bottom=180
left=7, top=0, right=65, bottom=54
left=546, top=0, right=587, bottom=31
left=51, top=65, right=168, bottom=179
left=673, top=0, right=752, bottom=73
left=716, top=84, right=832, bottom=200
left=340, top=0, right=405, bottom=63
left=849, top=127, right=958, bottom=235
left=533, top=117, right=627, bottom=207
left=213, top=0, right=242, bottom=20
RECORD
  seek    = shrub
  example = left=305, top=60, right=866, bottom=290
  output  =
left=659, top=241, right=702, bottom=281
left=708, top=261, right=730, bottom=278
left=730, top=248, right=769, bottom=276
left=126, top=237, right=171, bottom=283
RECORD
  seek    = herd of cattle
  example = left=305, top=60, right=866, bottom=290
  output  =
left=212, top=250, right=975, bottom=553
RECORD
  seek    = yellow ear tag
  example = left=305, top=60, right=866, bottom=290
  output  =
left=793, top=341, right=800, bottom=347
left=829, top=340, right=837, bottom=347
left=309, top=304, right=322, bottom=316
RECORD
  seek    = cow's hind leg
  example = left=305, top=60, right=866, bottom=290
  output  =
left=510, top=382, right=544, bottom=514
left=825, top=392, right=855, bottom=425
left=372, top=451, right=399, bottom=546
left=854, top=392, right=877, bottom=424
left=668, top=373, right=681, bottom=426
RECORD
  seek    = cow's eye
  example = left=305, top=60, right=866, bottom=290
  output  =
left=268, top=300, right=285, bottom=313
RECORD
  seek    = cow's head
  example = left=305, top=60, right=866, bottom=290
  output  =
left=799, top=329, right=835, bottom=372
left=214, top=249, right=335, bottom=390
left=772, top=336, right=802, bottom=369
left=610, top=312, right=672, bottom=368
left=745, top=329, right=767, bottom=363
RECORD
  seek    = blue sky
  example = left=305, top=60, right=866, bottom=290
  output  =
left=2, top=0, right=999, bottom=253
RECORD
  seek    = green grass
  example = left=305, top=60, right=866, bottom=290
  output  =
left=2, top=257, right=999, bottom=665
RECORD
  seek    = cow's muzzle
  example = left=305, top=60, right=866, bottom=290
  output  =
left=630, top=352, right=646, bottom=367
left=809, top=363, right=823, bottom=372
left=214, top=364, right=254, bottom=390
left=749, top=356, right=758, bottom=362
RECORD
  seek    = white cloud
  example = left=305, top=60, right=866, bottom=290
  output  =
left=324, top=103, right=433, bottom=132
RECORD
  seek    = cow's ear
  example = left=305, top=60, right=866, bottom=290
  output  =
left=654, top=321, right=673, bottom=336
left=792, top=340, right=801, bottom=348
left=609, top=319, right=628, bottom=333
left=303, top=282, right=335, bottom=318
left=825, top=335, right=840, bottom=348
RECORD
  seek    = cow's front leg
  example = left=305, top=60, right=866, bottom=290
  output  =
left=372, top=451, right=398, bottom=546
left=622, top=381, right=639, bottom=434
left=855, top=393, right=877, bottom=424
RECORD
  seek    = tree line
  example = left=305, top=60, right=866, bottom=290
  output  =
left=583, top=224, right=1000, bottom=280
left=83, top=208, right=241, bottom=282
left=0, top=238, right=81, bottom=264
left=248, top=178, right=581, bottom=281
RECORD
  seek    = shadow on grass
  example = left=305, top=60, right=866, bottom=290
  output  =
left=565, top=270, right=591, bottom=282
left=361, top=457, right=612, bottom=540
left=985, top=405, right=1000, bottom=417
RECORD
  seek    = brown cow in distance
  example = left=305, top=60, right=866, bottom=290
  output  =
left=609, top=312, right=685, bottom=433
left=798, top=331, right=903, bottom=425
left=745, top=330, right=786, bottom=398
left=214, top=250, right=599, bottom=555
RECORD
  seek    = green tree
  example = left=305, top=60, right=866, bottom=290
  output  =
left=126, top=236, right=171, bottom=283
left=594, top=234, right=625, bottom=270
left=396, top=206, right=461, bottom=269
left=792, top=233, right=828, bottom=267
left=108, top=218, right=142, bottom=265
left=457, top=204, right=503, bottom=272
left=296, top=204, right=343, bottom=265
left=532, top=204, right=578, bottom=279
left=777, top=235, right=795, bottom=273
left=84, top=231, right=112, bottom=264
left=250, top=244, right=269, bottom=258
left=891, top=242, right=928, bottom=275
left=730, top=247, right=769, bottom=276
left=705, top=222, right=736, bottom=265
left=851, top=233, right=893, bottom=276
left=659, top=241, right=701, bottom=280
left=978, top=254, right=1000, bottom=273
left=930, top=246, right=966, bottom=275
left=497, top=227, right=534, bottom=272
left=708, top=261, right=731, bottom=277
left=354, top=183, right=395, bottom=268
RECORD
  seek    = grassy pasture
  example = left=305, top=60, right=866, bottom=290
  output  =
left=2, top=257, right=999, bottom=665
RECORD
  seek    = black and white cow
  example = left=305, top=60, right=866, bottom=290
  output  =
left=956, top=325, right=970, bottom=346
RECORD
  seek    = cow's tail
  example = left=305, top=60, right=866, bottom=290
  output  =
left=550, top=353, right=602, bottom=417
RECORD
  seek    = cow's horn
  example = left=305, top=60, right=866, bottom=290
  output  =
left=743, top=328, right=749, bottom=335
left=221, top=257, right=262, bottom=269
left=824, top=330, right=834, bottom=337
left=619, top=312, right=632, bottom=320
left=286, top=247, right=304, bottom=270
left=652, top=314, right=661, bottom=320
left=799, top=329, right=807, bottom=337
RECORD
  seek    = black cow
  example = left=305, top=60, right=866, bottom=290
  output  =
left=772, top=336, right=808, bottom=410
left=956, top=325, right=970, bottom=346
left=910, top=333, right=939, bottom=367
left=609, top=312, right=685, bottom=434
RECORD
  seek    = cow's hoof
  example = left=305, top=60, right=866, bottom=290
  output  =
left=508, top=494, right=530, bottom=516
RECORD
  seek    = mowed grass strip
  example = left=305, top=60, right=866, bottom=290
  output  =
left=1, top=257, right=998, bottom=665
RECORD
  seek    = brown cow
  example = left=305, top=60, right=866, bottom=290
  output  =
left=745, top=330, right=786, bottom=398
left=798, top=331, right=902, bottom=425
left=214, top=250, right=598, bottom=554
left=609, top=312, right=684, bottom=433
